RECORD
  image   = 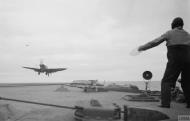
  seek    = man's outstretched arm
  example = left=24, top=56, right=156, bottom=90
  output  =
left=138, top=33, right=168, bottom=51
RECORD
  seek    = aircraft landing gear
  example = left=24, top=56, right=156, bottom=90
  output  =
left=45, top=72, right=49, bottom=76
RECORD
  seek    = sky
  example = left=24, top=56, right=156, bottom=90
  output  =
left=0, top=0, right=190, bottom=83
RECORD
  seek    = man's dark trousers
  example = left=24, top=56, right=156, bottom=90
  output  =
left=161, top=45, right=190, bottom=106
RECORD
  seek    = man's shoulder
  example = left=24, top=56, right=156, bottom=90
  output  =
left=166, top=29, right=175, bottom=33
left=166, top=28, right=189, bottom=34
left=161, top=30, right=172, bottom=38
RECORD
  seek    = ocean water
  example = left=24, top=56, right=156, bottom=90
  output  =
left=106, top=81, right=161, bottom=91
left=106, top=80, right=182, bottom=91
left=0, top=80, right=182, bottom=91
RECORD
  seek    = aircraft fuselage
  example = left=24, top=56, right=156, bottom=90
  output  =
left=39, top=64, right=50, bottom=75
left=39, top=64, right=48, bottom=72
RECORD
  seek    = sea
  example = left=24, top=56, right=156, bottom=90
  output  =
left=106, top=81, right=182, bottom=91
left=106, top=81, right=161, bottom=91
left=0, top=80, right=182, bottom=91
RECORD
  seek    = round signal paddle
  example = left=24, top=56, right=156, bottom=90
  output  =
left=143, top=71, right=152, bottom=80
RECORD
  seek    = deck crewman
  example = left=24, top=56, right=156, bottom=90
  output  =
left=138, top=17, right=190, bottom=108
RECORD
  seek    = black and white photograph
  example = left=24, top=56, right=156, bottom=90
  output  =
left=0, top=0, right=190, bottom=121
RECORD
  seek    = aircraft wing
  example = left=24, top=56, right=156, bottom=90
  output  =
left=47, top=68, right=67, bottom=73
left=23, top=67, right=40, bottom=72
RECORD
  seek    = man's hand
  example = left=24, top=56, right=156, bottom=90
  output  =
left=130, top=47, right=142, bottom=56
left=138, top=46, right=144, bottom=52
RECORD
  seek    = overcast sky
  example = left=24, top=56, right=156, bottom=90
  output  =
left=0, top=0, right=190, bottom=83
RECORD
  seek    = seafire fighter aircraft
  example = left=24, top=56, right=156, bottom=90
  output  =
left=23, top=61, right=67, bottom=76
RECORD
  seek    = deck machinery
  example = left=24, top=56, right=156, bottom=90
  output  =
left=74, top=99, right=121, bottom=121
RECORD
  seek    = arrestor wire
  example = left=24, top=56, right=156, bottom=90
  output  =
left=0, top=96, right=125, bottom=113
left=0, top=96, right=79, bottom=110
